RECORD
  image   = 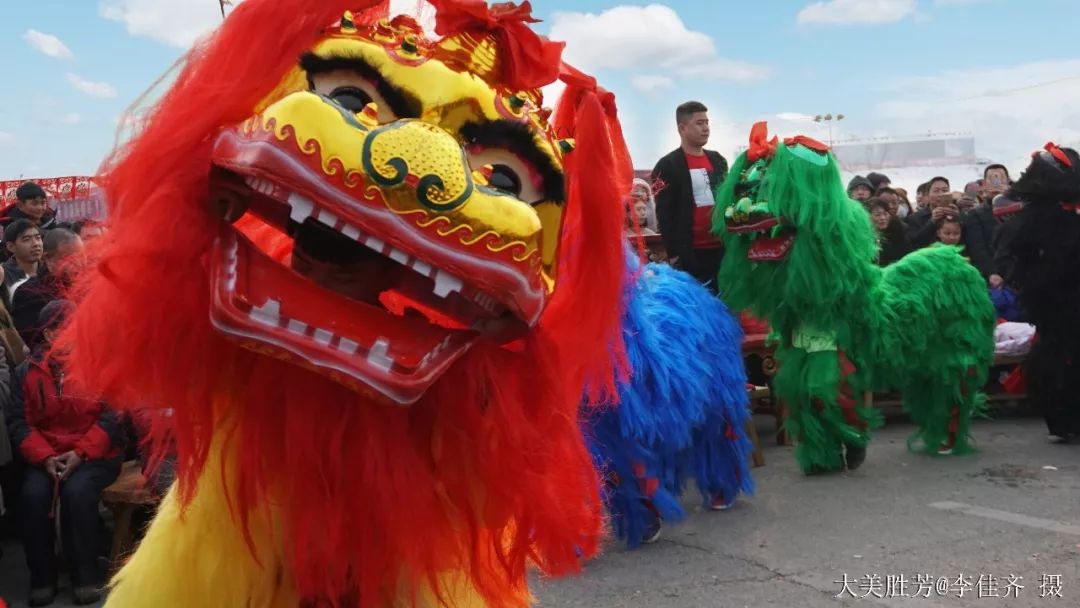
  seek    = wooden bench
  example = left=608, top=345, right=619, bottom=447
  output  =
left=744, top=336, right=1028, bottom=439
left=866, top=352, right=1027, bottom=411
left=745, top=386, right=769, bottom=467
left=743, top=334, right=790, bottom=446
left=101, top=461, right=159, bottom=576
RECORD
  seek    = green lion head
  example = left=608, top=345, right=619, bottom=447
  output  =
left=713, top=122, right=879, bottom=335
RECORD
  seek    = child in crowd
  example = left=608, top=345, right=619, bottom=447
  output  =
left=936, top=216, right=964, bottom=250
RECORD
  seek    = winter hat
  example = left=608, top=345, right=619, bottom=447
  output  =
left=866, top=172, right=891, bottom=191
left=847, top=175, right=874, bottom=195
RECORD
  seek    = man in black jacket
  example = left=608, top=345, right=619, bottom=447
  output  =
left=0, top=183, right=57, bottom=231
left=12, top=228, right=83, bottom=349
left=651, top=101, right=728, bottom=288
left=905, top=176, right=955, bottom=248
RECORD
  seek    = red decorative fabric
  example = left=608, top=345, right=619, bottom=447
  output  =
left=431, top=0, right=564, bottom=90
left=739, top=312, right=770, bottom=335
left=784, top=135, right=830, bottom=153
left=1002, top=365, right=1026, bottom=394
left=1045, top=142, right=1073, bottom=167
left=746, top=121, right=778, bottom=163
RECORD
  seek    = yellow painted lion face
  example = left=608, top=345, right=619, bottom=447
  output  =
left=207, top=13, right=572, bottom=405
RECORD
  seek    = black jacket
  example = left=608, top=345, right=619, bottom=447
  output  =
left=11, top=273, right=62, bottom=349
left=2, top=257, right=45, bottom=291
left=0, top=204, right=57, bottom=230
left=993, top=213, right=1022, bottom=287
left=960, top=205, right=996, bottom=280
left=877, top=218, right=911, bottom=266
left=651, top=148, right=728, bottom=274
left=904, top=207, right=937, bottom=249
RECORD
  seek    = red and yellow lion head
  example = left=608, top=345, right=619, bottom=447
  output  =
left=61, top=0, right=630, bottom=605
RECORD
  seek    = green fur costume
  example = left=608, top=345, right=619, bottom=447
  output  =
left=713, top=124, right=995, bottom=473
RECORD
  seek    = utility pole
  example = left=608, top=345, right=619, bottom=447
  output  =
left=813, top=113, right=845, bottom=147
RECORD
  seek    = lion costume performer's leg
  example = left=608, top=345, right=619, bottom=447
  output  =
left=647, top=265, right=754, bottom=508
left=1025, top=335, right=1080, bottom=439
left=585, top=257, right=754, bottom=546
left=108, top=441, right=494, bottom=608
left=107, top=443, right=302, bottom=608
left=773, top=336, right=881, bottom=474
left=877, top=246, right=995, bottom=456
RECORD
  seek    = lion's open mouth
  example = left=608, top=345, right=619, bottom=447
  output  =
left=724, top=211, right=795, bottom=263
left=208, top=167, right=522, bottom=406
left=746, top=231, right=796, bottom=262
left=258, top=175, right=508, bottom=328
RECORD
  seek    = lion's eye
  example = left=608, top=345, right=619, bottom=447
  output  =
left=310, top=70, right=402, bottom=124
left=487, top=164, right=523, bottom=198
left=328, top=86, right=374, bottom=113
left=467, top=148, right=544, bottom=203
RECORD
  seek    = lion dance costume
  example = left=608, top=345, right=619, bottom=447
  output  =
left=584, top=249, right=754, bottom=547
left=58, top=1, right=635, bottom=606
left=1001, top=143, right=1080, bottom=441
left=714, top=123, right=995, bottom=474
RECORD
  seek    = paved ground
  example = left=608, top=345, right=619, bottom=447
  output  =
left=533, top=415, right=1080, bottom=608
left=1, top=415, right=1076, bottom=607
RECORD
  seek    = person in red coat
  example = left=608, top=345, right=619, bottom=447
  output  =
left=5, top=300, right=122, bottom=606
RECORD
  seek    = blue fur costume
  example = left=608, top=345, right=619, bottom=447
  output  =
left=583, top=252, right=755, bottom=547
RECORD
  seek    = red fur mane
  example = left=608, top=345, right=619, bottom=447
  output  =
left=58, top=1, right=629, bottom=606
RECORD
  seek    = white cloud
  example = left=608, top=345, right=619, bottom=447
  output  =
left=23, top=29, right=74, bottom=59
left=630, top=75, right=674, bottom=92
left=541, top=80, right=567, bottom=111
left=66, top=73, right=119, bottom=99
left=876, top=59, right=1080, bottom=177
left=100, top=0, right=234, bottom=47
left=100, top=0, right=434, bottom=48
left=776, top=112, right=817, bottom=122
left=389, top=0, right=436, bottom=32
left=59, top=113, right=83, bottom=125
left=550, top=5, right=769, bottom=82
left=797, top=0, right=917, bottom=26
left=0, top=132, right=14, bottom=147
left=933, top=0, right=985, bottom=5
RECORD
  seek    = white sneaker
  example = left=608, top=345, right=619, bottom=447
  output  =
left=710, top=494, right=736, bottom=511
left=642, top=519, right=662, bottom=544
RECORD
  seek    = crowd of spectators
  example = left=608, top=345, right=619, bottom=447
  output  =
left=0, top=181, right=123, bottom=606
left=846, top=165, right=1023, bottom=320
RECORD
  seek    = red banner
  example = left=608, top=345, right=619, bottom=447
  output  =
left=1, top=176, right=107, bottom=222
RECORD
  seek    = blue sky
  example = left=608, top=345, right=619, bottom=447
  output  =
left=4, top=0, right=1080, bottom=190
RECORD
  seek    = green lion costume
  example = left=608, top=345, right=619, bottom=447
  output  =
left=714, top=123, right=995, bottom=474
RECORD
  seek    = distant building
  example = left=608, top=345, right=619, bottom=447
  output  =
left=832, top=135, right=978, bottom=171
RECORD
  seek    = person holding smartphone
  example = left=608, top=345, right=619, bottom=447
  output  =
left=980, top=164, right=1011, bottom=204
left=962, top=165, right=1014, bottom=288
left=906, top=176, right=955, bottom=248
